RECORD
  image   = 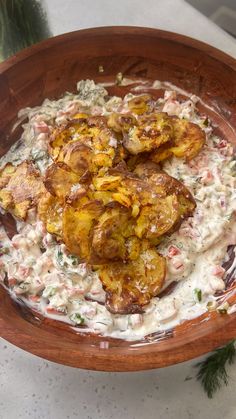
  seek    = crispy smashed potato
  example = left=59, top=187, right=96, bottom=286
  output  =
left=107, top=113, right=136, bottom=133
left=62, top=199, right=104, bottom=260
left=38, top=192, right=63, bottom=237
left=127, top=94, right=155, bottom=115
left=150, top=142, right=173, bottom=163
left=0, top=161, right=46, bottom=220
left=60, top=163, right=195, bottom=277
left=49, top=116, right=125, bottom=176
left=147, top=171, right=196, bottom=219
left=91, top=207, right=135, bottom=263
left=98, top=247, right=166, bottom=314
left=132, top=161, right=160, bottom=178
left=44, top=163, right=81, bottom=201
left=59, top=142, right=92, bottom=176
left=170, top=117, right=206, bottom=160
left=135, top=195, right=180, bottom=239
left=49, top=115, right=89, bottom=160
left=0, top=163, right=16, bottom=189
left=124, top=112, right=173, bottom=154
left=151, top=118, right=206, bottom=162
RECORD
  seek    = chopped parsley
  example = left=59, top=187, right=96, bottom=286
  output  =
left=68, top=254, right=80, bottom=266
left=0, top=246, right=9, bottom=256
left=203, top=117, right=209, bottom=127
left=42, top=285, right=57, bottom=298
left=194, top=288, right=202, bottom=302
left=217, top=302, right=229, bottom=315
left=70, top=313, right=85, bottom=325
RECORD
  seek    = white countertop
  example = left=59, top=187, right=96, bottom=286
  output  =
left=45, top=0, right=236, bottom=58
left=1, top=1, right=236, bottom=418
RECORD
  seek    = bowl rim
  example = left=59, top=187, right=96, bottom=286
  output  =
left=0, top=26, right=236, bottom=371
left=0, top=26, right=236, bottom=73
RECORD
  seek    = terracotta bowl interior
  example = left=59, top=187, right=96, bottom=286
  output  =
left=0, top=27, right=236, bottom=371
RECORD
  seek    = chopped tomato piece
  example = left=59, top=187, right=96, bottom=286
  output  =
left=8, top=277, right=17, bottom=287
left=172, top=260, right=184, bottom=270
left=46, top=307, right=65, bottom=315
left=217, top=139, right=227, bottom=149
left=200, top=169, right=213, bottom=185
left=29, top=295, right=40, bottom=303
left=33, top=121, right=50, bottom=134
left=168, top=245, right=181, bottom=258
left=212, top=265, right=225, bottom=277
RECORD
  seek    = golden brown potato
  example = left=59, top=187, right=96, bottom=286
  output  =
left=151, top=117, right=206, bottom=162
left=148, top=171, right=196, bottom=218
left=106, top=162, right=196, bottom=222
left=49, top=116, right=89, bottom=160
left=108, top=165, right=158, bottom=207
left=107, top=112, right=137, bottom=133
left=132, top=164, right=195, bottom=209
left=134, top=195, right=180, bottom=239
left=91, top=207, right=134, bottom=263
left=133, top=161, right=160, bottom=178
left=92, top=175, right=122, bottom=191
left=123, top=112, right=173, bottom=154
left=58, top=142, right=92, bottom=176
left=63, top=163, right=195, bottom=264
left=125, top=154, right=148, bottom=171
left=97, top=247, right=166, bottom=314
left=127, top=94, right=154, bottom=115
left=151, top=142, right=173, bottom=163
left=110, top=165, right=196, bottom=239
left=38, top=192, right=63, bottom=237
left=49, top=116, right=123, bottom=177
left=125, top=236, right=141, bottom=261
left=0, top=163, right=16, bottom=189
left=44, top=163, right=81, bottom=202
left=0, top=161, right=46, bottom=220
left=170, top=117, right=205, bottom=160
left=91, top=190, right=113, bottom=205
left=62, top=199, right=104, bottom=259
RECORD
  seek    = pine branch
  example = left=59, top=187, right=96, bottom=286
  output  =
left=0, top=0, right=51, bottom=59
left=195, top=340, right=236, bottom=398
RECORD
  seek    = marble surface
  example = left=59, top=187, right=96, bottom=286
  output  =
left=1, top=1, right=236, bottom=418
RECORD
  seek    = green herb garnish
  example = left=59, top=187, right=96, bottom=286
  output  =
left=42, top=285, right=57, bottom=298
left=217, top=308, right=228, bottom=314
left=70, top=313, right=85, bottom=325
left=196, top=340, right=236, bottom=398
left=0, top=246, right=9, bottom=255
left=194, top=288, right=202, bottom=302
left=217, top=302, right=229, bottom=315
left=68, top=254, right=79, bottom=266
left=31, top=149, right=46, bottom=162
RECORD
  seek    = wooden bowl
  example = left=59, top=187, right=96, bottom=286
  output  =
left=0, top=27, right=236, bottom=371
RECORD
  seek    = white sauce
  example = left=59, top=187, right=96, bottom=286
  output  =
left=0, top=79, right=235, bottom=341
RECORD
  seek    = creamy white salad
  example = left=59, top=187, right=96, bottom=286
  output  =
left=0, top=79, right=235, bottom=341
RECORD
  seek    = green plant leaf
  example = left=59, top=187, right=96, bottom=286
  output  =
left=195, top=340, right=236, bottom=398
left=0, top=0, right=51, bottom=60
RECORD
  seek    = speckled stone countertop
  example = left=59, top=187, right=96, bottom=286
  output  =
left=1, top=339, right=236, bottom=419
left=1, top=1, right=236, bottom=418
